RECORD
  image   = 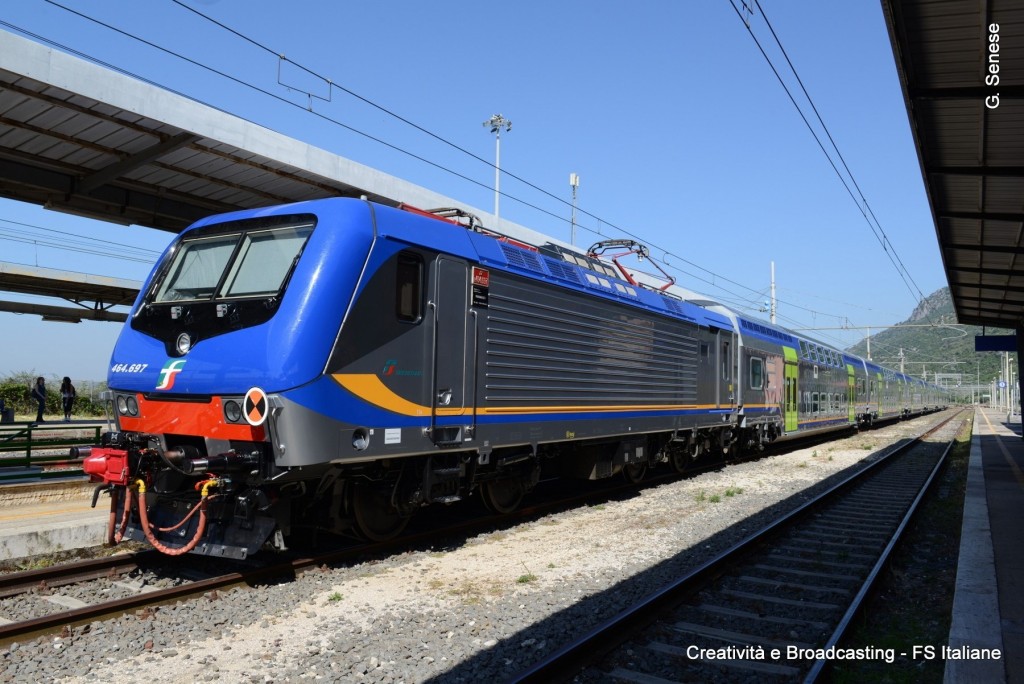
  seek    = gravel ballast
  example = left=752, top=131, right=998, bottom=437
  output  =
left=0, top=414, right=955, bottom=683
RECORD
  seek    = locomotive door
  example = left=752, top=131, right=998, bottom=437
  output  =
left=716, top=331, right=735, bottom=409
left=430, top=257, right=473, bottom=443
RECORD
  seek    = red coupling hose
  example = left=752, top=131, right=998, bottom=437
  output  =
left=105, top=486, right=134, bottom=546
left=132, top=479, right=218, bottom=556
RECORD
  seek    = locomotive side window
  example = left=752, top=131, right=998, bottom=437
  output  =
left=395, top=252, right=424, bottom=322
left=749, top=357, right=764, bottom=390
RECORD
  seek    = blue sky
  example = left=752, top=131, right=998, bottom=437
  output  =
left=0, top=1, right=947, bottom=382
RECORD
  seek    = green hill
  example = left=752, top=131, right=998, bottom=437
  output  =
left=844, top=287, right=1012, bottom=391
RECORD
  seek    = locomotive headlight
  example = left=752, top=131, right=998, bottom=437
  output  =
left=125, top=395, right=139, bottom=416
left=176, top=332, right=193, bottom=355
left=224, top=400, right=242, bottom=423
left=116, top=396, right=128, bottom=415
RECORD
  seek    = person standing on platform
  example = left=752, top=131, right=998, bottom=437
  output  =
left=60, top=377, right=76, bottom=422
left=31, top=376, right=46, bottom=423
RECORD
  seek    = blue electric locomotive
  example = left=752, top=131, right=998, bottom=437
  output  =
left=79, top=198, right=945, bottom=558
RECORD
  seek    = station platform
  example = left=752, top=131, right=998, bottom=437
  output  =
left=946, top=407, right=1024, bottom=683
left=0, top=481, right=108, bottom=560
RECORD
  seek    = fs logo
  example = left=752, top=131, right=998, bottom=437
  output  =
left=380, top=359, right=422, bottom=378
left=155, top=359, right=186, bottom=390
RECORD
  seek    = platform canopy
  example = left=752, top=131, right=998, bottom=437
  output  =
left=0, top=28, right=568, bottom=322
left=0, top=261, right=138, bottom=323
left=0, top=29, right=475, bottom=234
left=883, top=0, right=1024, bottom=330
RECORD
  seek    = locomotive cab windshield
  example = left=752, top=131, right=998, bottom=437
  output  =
left=132, top=215, right=316, bottom=349
left=153, top=218, right=314, bottom=303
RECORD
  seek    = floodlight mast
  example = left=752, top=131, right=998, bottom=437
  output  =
left=483, top=114, right=512, bottom=220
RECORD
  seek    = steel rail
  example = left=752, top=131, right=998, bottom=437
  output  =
left=0, top=549, right=155, bottom=599
left=507, top=408, right=966, bottom=683
left=0, top=409, right=955, bottom=650
left=801, top=417, right=962, bottom=683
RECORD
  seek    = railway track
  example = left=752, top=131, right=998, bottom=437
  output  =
left=0, top=478, right=673, bottom=646
left=0, top=410, right=956, bottom=654
left=510, top=409, right=968, bottom=683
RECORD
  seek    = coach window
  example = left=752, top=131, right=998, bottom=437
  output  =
left=812, top=392, right=819, bottom=414
left=749, top=357, right=764, bottom=390
left=395, top=252, right=424, bottom=322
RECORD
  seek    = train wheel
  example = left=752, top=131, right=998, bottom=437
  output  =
left=622, top=463, right=647, bottom=483
left=480, top=477, right=524, bottom=514
left=350, top=482, right=410, bottom=542
left=670, top=449, right=689, bottom=474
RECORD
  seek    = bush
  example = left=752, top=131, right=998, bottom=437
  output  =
left=0, top=373, right=107, bottom=417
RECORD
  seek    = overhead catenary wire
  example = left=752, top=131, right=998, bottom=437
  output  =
left=12, top=2, right=897, bottom=336
left=727, top=0, right=925, bottom=306
left=752, top=0, right=924, bottom=302
left=0, top=216, right=164, bottom=267
left=754, top=0, right=927, bottom=307
left=162, top=0, right=865, bottom=326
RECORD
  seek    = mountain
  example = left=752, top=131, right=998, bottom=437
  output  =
left=844, top=287, right=1012, bottom=389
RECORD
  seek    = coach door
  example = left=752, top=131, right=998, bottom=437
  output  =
left=430, top=257, right=473, bottom=444
left=783, top=347, right=799, bottom=432
left=847, top=364, right=856, bottom=424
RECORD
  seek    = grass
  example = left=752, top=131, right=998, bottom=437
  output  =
left=517, top=562, right=538, bottom=584
left=698, top=487, right=745, bottom=505
left=446, top=580, right=504, bottom=604
left=327, top=591, right=343, bottom=602
left=16, top=556, right=55, bottom=571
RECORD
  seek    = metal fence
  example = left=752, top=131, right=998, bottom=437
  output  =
left=0, top=423, right=103, bottom=482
